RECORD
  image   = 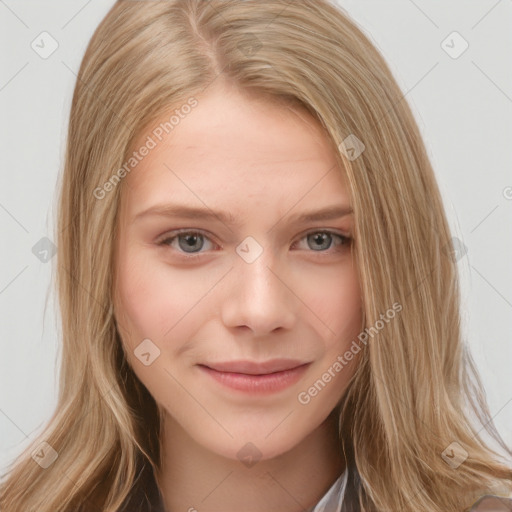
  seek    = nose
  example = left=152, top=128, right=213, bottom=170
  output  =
left=220, top=245, right=297, bottom=336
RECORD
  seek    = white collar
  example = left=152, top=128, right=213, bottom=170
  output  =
left=308, top=469, right=349, bottom=512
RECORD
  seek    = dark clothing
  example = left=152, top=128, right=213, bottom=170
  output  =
left=117, top=462, right=165, bottom=512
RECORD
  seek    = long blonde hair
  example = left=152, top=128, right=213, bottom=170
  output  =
left=1, top=1, right=511, bottom=510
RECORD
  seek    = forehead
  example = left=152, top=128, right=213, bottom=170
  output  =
left=121, top=83, right=350, bottom=212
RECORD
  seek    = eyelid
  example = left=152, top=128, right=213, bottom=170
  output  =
left=291, top=229, right=351, bottom=252
left=294, top=227, right=351, bottom=241
left=156, top=228, right=216, bottom=244
left=156, top=228, right=220, bottom=252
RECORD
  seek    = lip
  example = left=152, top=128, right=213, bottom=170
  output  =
left=197, top=359, right=311, bottom=394
left=201, top=359, right=309, bottom=375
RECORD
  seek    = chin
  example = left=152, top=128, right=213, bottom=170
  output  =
left=197, top=425, right=306, bottom=464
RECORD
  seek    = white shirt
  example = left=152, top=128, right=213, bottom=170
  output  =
left=308, top=470, right=348, bottom=512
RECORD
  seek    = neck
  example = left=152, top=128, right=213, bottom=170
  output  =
left=155, top=408, right=345, bottom=512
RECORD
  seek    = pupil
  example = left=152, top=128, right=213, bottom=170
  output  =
left=179, top=234, right=203, bottom=252
left=309, top=233, right=331, bottom=251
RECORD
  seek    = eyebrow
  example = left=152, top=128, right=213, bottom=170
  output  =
left=133, top=203, right=353, bottom=226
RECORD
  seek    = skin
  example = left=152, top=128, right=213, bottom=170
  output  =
left=113, top=79, right=363, bottom=512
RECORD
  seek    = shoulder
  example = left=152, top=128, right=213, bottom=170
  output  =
left=468, top=494, right=512, bottom=511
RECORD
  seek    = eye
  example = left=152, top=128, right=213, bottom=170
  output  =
left=157, top=229, right=351, bottom=260
left=293, top=230, right=351, bottom=253
left=157, top=230, right=216, bottom=258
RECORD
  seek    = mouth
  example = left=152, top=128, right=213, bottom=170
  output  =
left=199, top=358, right=310, bottom=375
left=197, top=359, right=311, bottom=394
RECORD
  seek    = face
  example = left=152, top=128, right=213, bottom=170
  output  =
left=113, top=80, right=363, bottom=462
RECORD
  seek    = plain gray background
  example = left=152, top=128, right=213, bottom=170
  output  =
left=1, top=0, right=511, bottom=474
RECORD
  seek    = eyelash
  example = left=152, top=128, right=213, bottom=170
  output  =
left=156, top=229, right=351, bottom=261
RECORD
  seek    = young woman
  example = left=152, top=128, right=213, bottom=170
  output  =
left=1, top=1, right=511, bottom=511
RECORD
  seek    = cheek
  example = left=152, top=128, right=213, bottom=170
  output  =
left=115, top=248, right=177, bottom=344
left=114, top=248, right=214, bottom=345
left=115, top=253, right=159, bottom=343
left=297, top=267, right=362, bottom=407
left=114, top=251, right=205, bottom=395
left=333, top=271, right=362, bottom=341
left=296, top=262, right=362, bottom=347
